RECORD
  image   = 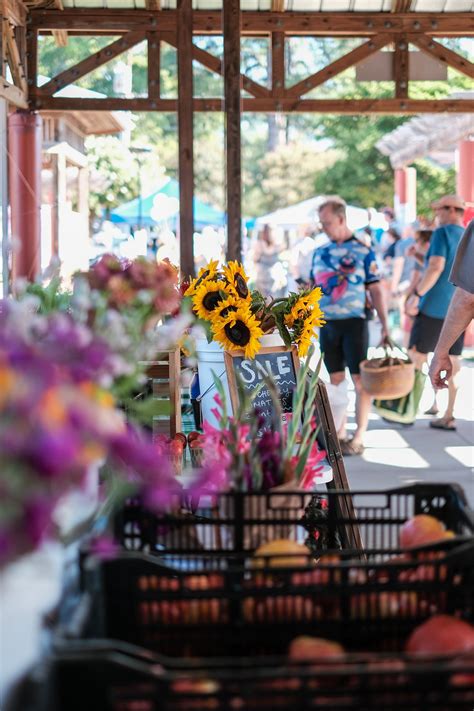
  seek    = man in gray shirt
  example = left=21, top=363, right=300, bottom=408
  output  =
left=430, top=219, right=474, bottom=389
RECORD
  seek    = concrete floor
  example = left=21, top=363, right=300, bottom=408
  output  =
left=341, top=355, right=474, bottom=508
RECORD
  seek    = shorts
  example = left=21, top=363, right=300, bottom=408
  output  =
left=320, top=318, right=369, bottom=375
left=409, top=312, right=465, bottom=356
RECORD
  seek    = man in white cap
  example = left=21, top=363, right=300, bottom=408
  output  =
left=430, top=219, right=474, bottom=389
left=405, top=194, right=466, bottom=430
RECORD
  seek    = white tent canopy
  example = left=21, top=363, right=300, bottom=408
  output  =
left=255, top=196, right=383, bottom=232
left=376, top=92, right=474, bottom=170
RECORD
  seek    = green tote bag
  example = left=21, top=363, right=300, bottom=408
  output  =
left=374, top=370, right=426, bottom=425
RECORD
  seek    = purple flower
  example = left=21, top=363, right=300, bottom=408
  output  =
left=89, top=535, right=119, bottom=560
left=27, top=427, right=81, bottom=479
left=24, top=496, right=55, bottom=546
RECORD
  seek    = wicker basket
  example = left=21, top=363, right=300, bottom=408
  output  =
left=360, top=347, right=415, bottom=400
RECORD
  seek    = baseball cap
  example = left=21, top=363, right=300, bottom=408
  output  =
left=431, top=194, right=465, bottom=210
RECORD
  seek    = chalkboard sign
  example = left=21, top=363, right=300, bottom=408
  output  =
left=224, top=346, right=300, bottom=432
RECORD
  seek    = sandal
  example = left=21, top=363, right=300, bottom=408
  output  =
left=424, top=405, right=439, bottom=416
left=429, top=417, right=456, bottom=431
left=340, top=439, right=365, bottom=456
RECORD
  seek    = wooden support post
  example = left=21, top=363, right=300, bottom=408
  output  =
left=26, top=25, right=37, bottom=101
left=224, top=0, right=242, bottom=263
left=177, top=0, right=194, bottom=278
left=147, top=31, right=160, bottom=100
left=272, top=31, right=285, bottom=96
left=394, top=37, right=409, bottom=98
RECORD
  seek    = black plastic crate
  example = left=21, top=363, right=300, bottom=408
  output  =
left=74, top=535, right=474, bottom=658
left=7, top=646, right=474, bottom=711
left=112, top=484, right=474, bottom=556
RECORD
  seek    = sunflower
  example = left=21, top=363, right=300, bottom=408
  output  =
left=209, top=294, right=240, bottom=327
left=284, top=288, right=324, bottom=328
left=192, top=279, right=227, bottom=321
left=222, top=261, right=250, bottom=301
left=185, top=259, right=219, bottom=297
left=291, top=307, right=326, bottom=357
left=212, top=306, right=263, bottom=359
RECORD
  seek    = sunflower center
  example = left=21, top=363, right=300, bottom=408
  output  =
left=219, top=305, right=237, bottom=319
left=202, top=291, right=223, bottom=312
left=234, top=274, right=249, bottom=299
left=224, top=321, right=251, bottom=346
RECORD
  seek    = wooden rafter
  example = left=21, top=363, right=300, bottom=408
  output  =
left=145, top=0, right=161, bottom=8
left=271, top=0, right=285, bottom=11
left=50, top=0, right=67, bottom=46
left=288, top=34, right=392, bottom=98
left=408, top=34, right=474, bottom=79
left=162, top=32, right=270, bottom=98
left=392, top=0, right=413, bottom=12
left=30, top=96, right=474, bottom=114
left=37, top=30, right=145, bottom=95
left=4, top=17, right=27, bottom=92
left=394, top=36, right=409, bottom=98
left=28, top=11, right=474, bottom=36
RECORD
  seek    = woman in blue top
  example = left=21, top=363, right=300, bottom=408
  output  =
left=405, top=194, right=466, bottom=431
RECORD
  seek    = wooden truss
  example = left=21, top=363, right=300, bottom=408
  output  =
left=25, top=10, right=474, bottom=115
left=0, top=1, right=28, bottom=108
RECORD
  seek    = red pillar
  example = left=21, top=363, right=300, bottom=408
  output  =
left=8, top=111, right=42, bottom=282
left=457, top=140, right=474, bottom=226
left=394, top=166, right=416, bottom=226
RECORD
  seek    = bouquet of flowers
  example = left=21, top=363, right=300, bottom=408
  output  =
left=0, top=300, right=179, bottom=566
left=185, top=260, right=325, bottom=359
left=19, top=255, right=192, bottom=419
left=189, top=349, right=326, bottom=493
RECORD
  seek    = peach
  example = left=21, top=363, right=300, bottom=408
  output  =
left=288, top=635, right=345, bottom=662
left=399, top=514, right=447, bottom=549
left=406, top=615, right=474, bottom=656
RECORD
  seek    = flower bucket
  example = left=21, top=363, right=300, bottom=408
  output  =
left=196, top=333, right=286, bottom=428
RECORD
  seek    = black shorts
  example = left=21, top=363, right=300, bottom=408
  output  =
left=409, top=312, right=465, bottom=356
left=320, top=318, right=369, bottom=375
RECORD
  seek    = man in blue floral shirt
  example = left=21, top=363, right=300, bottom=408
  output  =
left=310, top=197, right=389, bottom=455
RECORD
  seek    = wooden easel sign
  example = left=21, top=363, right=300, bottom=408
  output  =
left=224, top=345, right=300, bottom=432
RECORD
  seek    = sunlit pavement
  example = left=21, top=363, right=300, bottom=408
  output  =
left=343, top=355, right=474, bottom=507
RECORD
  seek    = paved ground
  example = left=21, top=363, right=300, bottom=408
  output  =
left=341, top=355, right=474, bottom=507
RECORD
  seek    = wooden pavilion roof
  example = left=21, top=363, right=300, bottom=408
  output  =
left=22, top=1, right=474, bottom=10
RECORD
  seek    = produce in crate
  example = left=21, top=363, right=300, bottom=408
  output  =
left=288, top=636, right=345, bottom=662
left=399, top=514, right=454, bottom=549
left=251, top=539, right=310, bottom=568
left=406, top=615, right=474, bottom=655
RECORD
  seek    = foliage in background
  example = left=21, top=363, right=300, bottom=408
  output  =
left=38, top=35, right=471, bottom=218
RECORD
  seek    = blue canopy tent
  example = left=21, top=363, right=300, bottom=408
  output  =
left=110, top=178, right=228, bottom=231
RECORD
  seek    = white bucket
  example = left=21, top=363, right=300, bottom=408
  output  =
left=196, top=333, right=286, bottom=428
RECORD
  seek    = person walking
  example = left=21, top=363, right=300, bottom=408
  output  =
left=430, top=219, right=474, bottom=389
left=310, top=196, right=389, bottom=456
left=405, top=195, right=466, bottom=431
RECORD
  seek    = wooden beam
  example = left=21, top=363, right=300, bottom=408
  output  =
left=29, top=11, right=474, bottom=36
left=224, top=0, right=242, bottom=263
left=272, top=31, right=285, bottom=95
left=4, top=0, right=27, bottom=28
left=288, top=34, right=392, bottom=98
left=50, top=0, right=67, bottom=46
left=5, top=18, right=27, bottom=93
left=177, top=0, right=194, bottom=279
left=392, top=0, right=412, bottom=11
left=1, top=17, right=7, bottom=79
left=0, top=76, right=28, bottom=107
left=147, top=31, right=160, bottom=99
left=272, top=0, right=285, bottom=10
left=31, top=96, right=474, bottom=114
left=162, top=32, right=270, bottom=98
left=25, top=24, right=37, bottom=99
left=394, top=36, right=409, bottom=98
left=408, top=34, right=474, bottom=80
left=37, top=30, right=145, bottom=96
left=146, top=0, right=161, bottom=8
